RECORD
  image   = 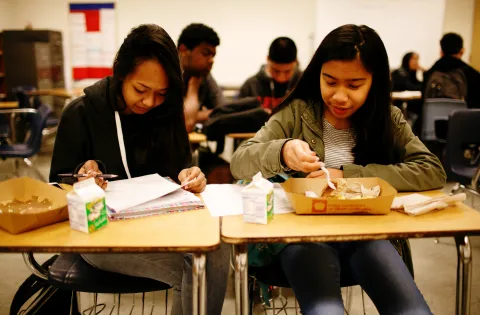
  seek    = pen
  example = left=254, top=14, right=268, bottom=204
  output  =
left=58, top=173, right=118, bottom=179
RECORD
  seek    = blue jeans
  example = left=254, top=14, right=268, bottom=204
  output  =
left=279, top=241, right=432, bottom=315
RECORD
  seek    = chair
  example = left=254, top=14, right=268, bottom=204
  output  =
left=444, top=109, right=480, bottom=197
left=14, top=88, right=59, bottom=137
left=23, top=252, right=171, bottom=315
left=421, top=98, right=467, bottom=142
left=0, top=104, right=50, bottom=181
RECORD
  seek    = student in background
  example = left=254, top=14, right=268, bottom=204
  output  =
left=178, top=23, right=225, bottom=131
left=391, top=52, right=424, bottom=91
left=231, top=24, right=446, bottom=315
left=50, top=24, right=229, bottom=315
left=239, top=37, right=302, bottom=110
left=391, top=52, right=425, bottom=135
left=424, top=33, right=480, bottom=108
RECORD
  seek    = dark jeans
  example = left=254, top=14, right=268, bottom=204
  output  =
left=279, top=240, right=432, bottom=315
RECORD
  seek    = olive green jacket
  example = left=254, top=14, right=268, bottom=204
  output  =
left=231, top=99, right=446, bottom=191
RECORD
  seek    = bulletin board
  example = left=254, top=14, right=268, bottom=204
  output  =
left=69, top=3, right=116, bottom=80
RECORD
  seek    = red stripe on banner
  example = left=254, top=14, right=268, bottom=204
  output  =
left=73, top=67, right=113, bottom=80
left=70, top=9, right=100, bottom=32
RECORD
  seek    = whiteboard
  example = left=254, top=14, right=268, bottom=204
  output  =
left=315, top=0, right=446, bottom=70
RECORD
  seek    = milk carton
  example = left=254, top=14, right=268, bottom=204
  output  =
left=241, top=172, right=274, bottom=224
left=67, top=178, right=108, bottom=233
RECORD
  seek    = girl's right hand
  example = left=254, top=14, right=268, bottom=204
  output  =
left=281, top=140, right=322, bottom=173
left=78, top=160, right=108, bottom=190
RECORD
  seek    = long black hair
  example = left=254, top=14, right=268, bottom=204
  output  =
left=401, top=52, right=421, bottom=84
left=111, top=24, right=191, bottom=179
left=277, top=24, right=396, bottom=166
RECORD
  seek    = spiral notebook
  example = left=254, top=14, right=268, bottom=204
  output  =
left=107, top=188, right=204, bottom=220
left=105, top=174, right=204, bottom=220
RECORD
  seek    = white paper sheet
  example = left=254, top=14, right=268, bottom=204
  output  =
left=105, top=174, right=182, bottom=211
left=201, top=183, right=294, bottom=217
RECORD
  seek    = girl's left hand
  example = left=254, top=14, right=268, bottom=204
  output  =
left=307, top=168, right=344, bottom=179
left=178, top=166, right=207, bottom=193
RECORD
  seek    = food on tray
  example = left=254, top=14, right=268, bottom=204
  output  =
left=322, top=179, right=380, bottom=200
left=0, top=196, right=53, bottom=214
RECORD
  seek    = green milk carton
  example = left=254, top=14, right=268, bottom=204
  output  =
left=67, top=178, right=108, bottom=233
left=241, top=172, right=274, bottom=224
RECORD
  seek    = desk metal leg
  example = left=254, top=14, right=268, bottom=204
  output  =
left=10, top=113, right=16, bottom=143
left=192, top=149, right=199, bottom=166
left=192, top=253, right=206, bottom=315
left=234, top=244, right=248, bottom=315
left=455, top=236, right=472, bottom=315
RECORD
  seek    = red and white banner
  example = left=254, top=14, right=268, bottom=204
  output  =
left=69, top=3, right=115, bottom=80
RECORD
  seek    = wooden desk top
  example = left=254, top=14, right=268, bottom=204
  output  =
left=391, top=91, right=422, bottom=101
left=227, top=133, right=257, bottom=139
left=189, top=132, right=207, bottom=143
left=27, top=88, right=84, bottom=99
left=221, top=190, right=480, bottom=244
left=0, top=101, right=19, bottom=109
left=0, top=208, right=220, bottom=253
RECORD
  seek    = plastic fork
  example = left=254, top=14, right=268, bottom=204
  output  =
left=319, top=162, right=336, bottom=190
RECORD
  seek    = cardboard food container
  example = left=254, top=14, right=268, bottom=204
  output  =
left=0, top=177, right=69, bottom=234
left=280, top=177, right=397, bottom=215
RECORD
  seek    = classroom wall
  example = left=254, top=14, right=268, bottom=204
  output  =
left=315, top=0, right=449, bottom=72
left=1, top=0, right=315, bottom=89
left=0, top=0, right=476, bottom=89
left=442, top=0, right=475, bottom=64
left=470, top=0, right=480, bottom=70
left=118, top=0, right=316, bottom=89
left=0, top=0, right=14, bottom=31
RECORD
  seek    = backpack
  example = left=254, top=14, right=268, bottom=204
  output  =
left=10, top=255, right=81, bottom=315
left=424, top=68, right=467, bottom=99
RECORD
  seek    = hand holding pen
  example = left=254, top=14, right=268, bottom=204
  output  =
left=76, top=160, right=108, bottom=190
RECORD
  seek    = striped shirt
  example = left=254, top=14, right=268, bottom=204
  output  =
left=322, top=118, right=356, bottom=169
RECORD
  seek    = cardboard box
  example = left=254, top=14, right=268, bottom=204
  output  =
left=0, top=177, right=68, bottom=234
left=281, top=177, right=397, bottom=215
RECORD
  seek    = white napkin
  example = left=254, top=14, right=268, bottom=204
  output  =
left=391, top=193, right=466, bottom=216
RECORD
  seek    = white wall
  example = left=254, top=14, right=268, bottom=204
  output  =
left=118, top=0, right=316, bottom=88
left=0, top=0, right=476, bottom=88
left=443, top=0, right=475, bottom=63
left=0, top=0, right=14, bottom=31
left=0, top=0, right=315, bottom=89
left=315, top=0, right=447, bottom=71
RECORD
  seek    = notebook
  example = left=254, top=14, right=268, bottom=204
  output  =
left=107, top=188, right=204, bottom=220
left=105, top=174, right=204, bottom=220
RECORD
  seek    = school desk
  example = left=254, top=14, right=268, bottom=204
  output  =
left=226, top=133, right=257, bottom=151
left=26, top=88, right=84, bottom=99
left=222, top=190, right=480, bottom=315
left=0, top=207, right=220, bottom=315
left=392, top=90, right=422, bottom=118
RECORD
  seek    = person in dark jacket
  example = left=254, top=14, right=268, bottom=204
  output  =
left=239, top=37, right=302, bottom=110
left=391, top=52, right=425, bottom=135
left=49, top=24, right=229, bottom=315
left=391, top=52, right=424, bottom=91
left=423, top=33, right=480, bottom=108
left=178, top=23, right=225, bottom=131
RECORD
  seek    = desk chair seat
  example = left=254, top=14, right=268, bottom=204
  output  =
left=0, top=104, right=49, bottom=181
left=445, top=109, right=480, bottom=196
left=48, top=253, right=171, bottom=293
left=0, top=143, right=31, bottom=156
